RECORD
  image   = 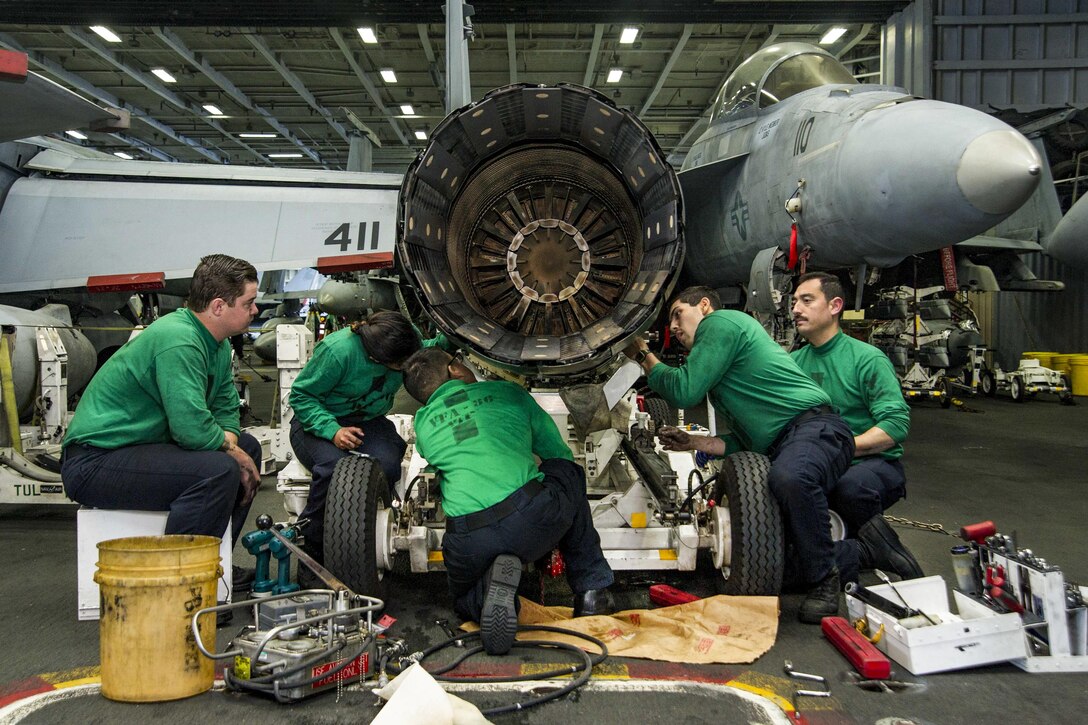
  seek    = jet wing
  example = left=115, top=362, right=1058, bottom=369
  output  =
left=0, top=70, right=121, bottom=142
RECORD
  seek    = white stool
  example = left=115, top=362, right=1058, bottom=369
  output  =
left=76, top=508, right=233, bottom=621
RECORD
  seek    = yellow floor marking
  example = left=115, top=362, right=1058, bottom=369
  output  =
left=38, top=667, right=100, bottom=687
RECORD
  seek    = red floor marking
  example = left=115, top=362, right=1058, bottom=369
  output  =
left=0, top=677, right=55, bottom=708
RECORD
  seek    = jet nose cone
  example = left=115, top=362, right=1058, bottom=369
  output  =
left=956, top=130, right=1041, bottom=215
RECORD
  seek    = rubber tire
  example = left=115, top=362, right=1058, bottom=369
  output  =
left=644, top=395, right=678, bottom=428
left=981, top=370, right=997, bottom=397
left=324, top=454, right=391, bottom=601
left=1060, top=376, right=1076, bottom=406
left=939, top=379, right=952, bottom=408
left=1010, top=376, right=1026, bottom=403
left=712, top=451, right=784, bottom=596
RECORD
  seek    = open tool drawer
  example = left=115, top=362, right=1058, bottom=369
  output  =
left=845, top=575, right=1026, bottom=675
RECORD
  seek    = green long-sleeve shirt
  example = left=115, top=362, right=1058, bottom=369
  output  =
left=414, top=379, right=573, bottom=517
left=791, top=331, right=909, bottom=462
left=289, top=328, right=403, bottom=440
left=290, top=328, right=450, bottom=441
left=64, top=309, right=239, bottom=451
left=648, top=310, right=830, bottom=454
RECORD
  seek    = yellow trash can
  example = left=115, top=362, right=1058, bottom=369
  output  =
left=1051, top=353, right=1077, bottom=376
left=95, top=535, right=222, bottom=702
left=1069, top=356, right=1088, bottom=396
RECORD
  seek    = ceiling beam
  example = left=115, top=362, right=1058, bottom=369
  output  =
left=62, top=27, right=269, bottom=165
left=583, top=24, right=604, bottom=87
left=639, top=24, right=693, bottom=118
left=836, top=23, right=874, bottom=58
left=417, top=24, right=446, bottom=101
left=327, top=28, right=410, bottom=146
left=243, top=32, right=351, bottom=146
left=507, top=24, right=517, bottom=84
left=0, top=2, right=912, bottom=25
left=109, top=132, right=177, bottom=162
left=0, top=32, right=223, bottom=163
left=152, top=27, right=325, bottom=166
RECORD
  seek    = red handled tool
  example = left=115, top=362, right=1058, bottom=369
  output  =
left=648, top=584, right=700, bottom=607
left=821, top=616, right=892, bottom=679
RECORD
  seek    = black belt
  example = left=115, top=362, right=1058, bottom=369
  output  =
left=769, top=404, right=835, bottom=453
left=445, top=479, right=545, bottom=534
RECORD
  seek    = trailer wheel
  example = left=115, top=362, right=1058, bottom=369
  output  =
left=1060, top=376, right=1076, bottom=406
left=644, top=395, right=677, bottom=428
left=1010, top=376, right=1026, bottom=403
left=710, top=451, right=784, bottom=595
left=324, top=454, right=392, bottom=601
left=939, top=379, right=952, bottom=408
left=981, top=370, right=997, bottom=397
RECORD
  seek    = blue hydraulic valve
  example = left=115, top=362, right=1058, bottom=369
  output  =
left=241, top=514, right=300, bottom=596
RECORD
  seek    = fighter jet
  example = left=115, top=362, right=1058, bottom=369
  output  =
left=678, top=42, right=1044, bottom=308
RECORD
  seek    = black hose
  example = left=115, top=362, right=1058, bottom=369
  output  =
left=679, top=470, right=716, bottom=513
left=386, top=625, right=608, bottom=716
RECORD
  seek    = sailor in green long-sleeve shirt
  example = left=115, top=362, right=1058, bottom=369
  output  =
left=625, top=285, right=920, bottom=623
left=62, top=254, right=263, bottom=553
left=288, top=311, right=450, bottom=574
left=402, top=347, right=613, bottom=655
left=791, top=272, right=912, bottom=534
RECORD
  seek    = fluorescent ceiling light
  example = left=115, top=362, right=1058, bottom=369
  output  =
left=202, top=104, right=224, bottom=116
left=357, top=27, right=378, bottom=44
left=619, top=27, right=639, bottom=44
left=65, top=130, right=88, bottom=140
left=400, top=104, right=415, bottom=115
left=820, top=27, right=848, bottom=44
left=414, top=130, right=427, bottom=140
left=150, top=68, right=176, bottom=83
left=607, top=68, right=623, bottom=83
left=268, top=153, right=303, bottom=159
left=89, top=26, right=122, bottom=43
left=113, top=151, right=133, bottom=159
left=239, top=132, right=277, bottom=138
left=380, top=69, right=397, bottom=83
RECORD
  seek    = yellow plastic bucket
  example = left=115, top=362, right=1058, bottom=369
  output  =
left=1021, top=351, right=1055, bottom=369
left=1070, top=356, right=1088, bottom=396
left=1051, top=353, right=1078, bottom=375
left=95, top=535, right=222, bottom=702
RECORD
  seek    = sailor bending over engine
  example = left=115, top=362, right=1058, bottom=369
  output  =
left=624, top=286, right=921, bottom=624
left=289, top=311, right=450, bottom=585
left=402, top=347, right=614, bottom=655
left=791, top=272, right=912, bottom=535
left=62, top=254, right=263, bottom=592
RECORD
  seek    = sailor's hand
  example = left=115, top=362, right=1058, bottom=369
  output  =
left=623, top=338, right=649, bottom=360
left=657, top=425, right=693, bottom=451
left=226, top=444, right=262, bottom=505
left=333, top=426, right=365, bottom=450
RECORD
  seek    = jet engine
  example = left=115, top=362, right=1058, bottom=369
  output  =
left=397, top=84, right=684, bottom=377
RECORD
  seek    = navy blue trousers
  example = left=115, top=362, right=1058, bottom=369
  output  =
left=62, top=433, right=262, bottom=545
left=442, top=458, right=614, bottom=623
left=830, top=457, right=907, bottom=534
left=289, top=414, right=406, bottom=563
left=767, top=410, right=855, bottom=587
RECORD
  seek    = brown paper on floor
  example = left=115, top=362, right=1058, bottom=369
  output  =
left=464, top=595, right=779, bottom=665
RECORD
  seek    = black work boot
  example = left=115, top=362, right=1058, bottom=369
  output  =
left=480, top=555, right=522, bottom=655
left=232, top=565, right=256, bottom=593
left=857, top=515, right=925, bottom=581
left=798, top=568, right=840, bottom=624
left=573, top=588, right=615, bottom=618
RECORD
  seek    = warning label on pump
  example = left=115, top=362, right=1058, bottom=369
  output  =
left=312, top=653, right=369, bottom=688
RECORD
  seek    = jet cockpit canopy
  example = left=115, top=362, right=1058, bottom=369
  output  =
left=711, top=43, right=858, bottom=123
